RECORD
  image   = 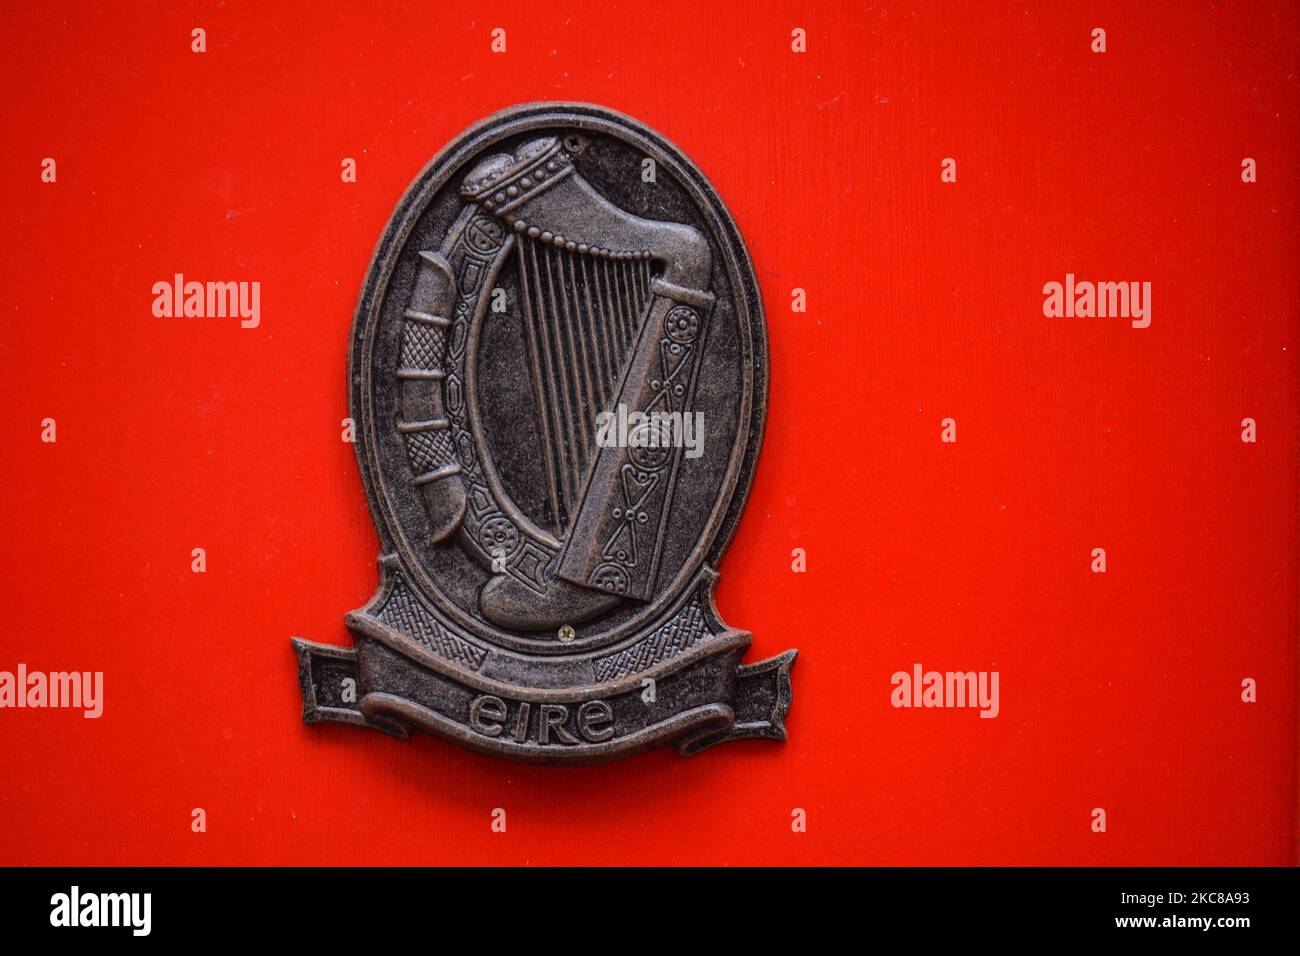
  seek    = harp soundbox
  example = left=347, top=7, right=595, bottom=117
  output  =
left=396, top=134, right=716, bottom=633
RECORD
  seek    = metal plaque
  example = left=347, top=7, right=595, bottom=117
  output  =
left=293, top=103, right=794, bottom=763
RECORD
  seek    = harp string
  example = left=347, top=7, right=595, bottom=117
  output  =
left=546, top=244, right=585, bottom=460
left=605, top=258, right=626, bottom=349
left=599, top=259, right=618, bottom=372
left=609, top=259, right=630, bottom=363
left=623, top=260, right=641, bottom=340
left=561, top=247, right=600, bottom=456
left=630, top=263, right=641, bottom=338
left=637, top=258, right=651, bottom=315
left=517, top=238, right=654, bottom=532
left=556, top=244, right=590, bottom=514
left=516, top=239, right=564, bottom=530
left=578, top=255, right=613, bottom=407
left=621, top=262, right=637, bottom=367
left=578, top=256, right=612, bottom=400
left=532, top=240, right=580, bottom=518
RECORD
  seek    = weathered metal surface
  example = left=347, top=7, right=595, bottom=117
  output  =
left=294, top=103, right=794, bottom=763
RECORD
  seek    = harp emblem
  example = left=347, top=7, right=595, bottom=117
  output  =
left=293, top=104, right=796, bottom=764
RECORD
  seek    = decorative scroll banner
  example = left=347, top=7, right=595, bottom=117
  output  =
left=292, top=625, right=794, bottom=763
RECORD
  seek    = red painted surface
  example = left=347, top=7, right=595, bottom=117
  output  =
left=1, top=1, right=1296, bottom=865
